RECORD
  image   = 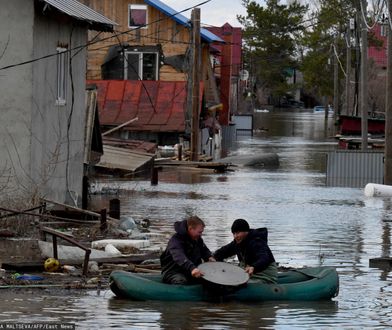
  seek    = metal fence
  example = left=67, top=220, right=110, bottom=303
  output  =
left=221, top=124, right=236, bottom=151
left=232, top=114, right=253, bottom=139
left=326, top=150, right=384, bottom=188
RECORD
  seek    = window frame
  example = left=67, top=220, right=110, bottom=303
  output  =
left=380, top=24, right=387, bottom=37
left=124, top=51, right=159, bottom=80
left=56, top=47, right=68, bottom=106
left=128, top=4, right=148, bottom=29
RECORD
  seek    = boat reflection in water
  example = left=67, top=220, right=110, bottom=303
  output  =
left=106, top=295, right=339, bottom=329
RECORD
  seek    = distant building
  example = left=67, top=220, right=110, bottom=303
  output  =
left=368, top=23, right=387, bottom=70
left=206, top=23, right=243, bottom=125
left=367, top=23, right=388, bottom=113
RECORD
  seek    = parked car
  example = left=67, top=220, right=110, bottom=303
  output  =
left=313, top=105, right=333, bottom=113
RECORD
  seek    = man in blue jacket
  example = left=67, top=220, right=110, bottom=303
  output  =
left=213, top=218, right=277, bottom=284
left=160, top=216, right=215, bottom=284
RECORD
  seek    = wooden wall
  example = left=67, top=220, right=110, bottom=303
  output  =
left=79, top=0, right=191, bottom=80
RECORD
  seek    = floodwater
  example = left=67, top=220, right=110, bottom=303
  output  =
left=2, top=110, right=392, bottom=329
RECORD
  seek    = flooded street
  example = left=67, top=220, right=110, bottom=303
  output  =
left=2, top=110, right=392, bottom=328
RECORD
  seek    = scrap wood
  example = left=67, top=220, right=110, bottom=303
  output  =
left=42, top=198, right=119, bottom=225
left=0, top=204, right=44, bottom=219
left=133, top=268, right=160, bottom=274
left=102, top=263, right=160, bottom=270
left=0, top=207, right=98, bottom=224
left=160, top=166, right=216, bottom=173
left=154, top=160, right=229, bottom=170
left=100, top=263, right=159, bottom=274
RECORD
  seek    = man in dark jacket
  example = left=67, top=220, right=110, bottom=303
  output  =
left=213, top=218, right=277, bottom=284
left=160, top=216, right=215, bottom=284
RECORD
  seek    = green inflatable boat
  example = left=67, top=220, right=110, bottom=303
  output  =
left=109, top=266, right=339, bottom=302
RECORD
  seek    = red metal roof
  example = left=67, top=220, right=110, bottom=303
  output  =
left=89, top=80, right=188, bottom=132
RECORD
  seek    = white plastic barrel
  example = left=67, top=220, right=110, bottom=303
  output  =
left=364, top=183, right=392, bottom=197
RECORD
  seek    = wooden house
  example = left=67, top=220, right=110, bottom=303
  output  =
left=79, top=0, right=223, bottom=107
left=79, top=0, right=225, bottom=158
left=0, top=0, right=115, bottom=205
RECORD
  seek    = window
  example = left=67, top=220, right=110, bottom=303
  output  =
left=56, top=47, right=68, bottom=106
left=124, top=52, right=159, bottom=80
left=128, top=4, right=147, bottom=28
left=381, top=24, right=387, bottom=37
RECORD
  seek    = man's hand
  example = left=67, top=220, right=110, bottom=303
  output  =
left=191, top=268, right=203, bottom=278
left=245, top=266, right=254, bottom=276
left=208, top=256, right=216, bottom=262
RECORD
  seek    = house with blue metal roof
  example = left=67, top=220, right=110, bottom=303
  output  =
left=78, top=0, right=227, bottom=158
left=143, top=0, right=224, bottom=43
left=79, top=0, right=223, bottom=106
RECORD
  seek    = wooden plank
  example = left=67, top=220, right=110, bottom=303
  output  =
left=0, top=207, right=99, bottom=224
left=160, top=166, right=216, bottom=173
left=0, top=205, right=43, bottom=219
left=42, top=198, right=119, bottom=223
left=154, top=159, right=229, bottom=168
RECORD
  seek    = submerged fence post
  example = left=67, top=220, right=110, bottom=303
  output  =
left=82, top=176, right=89, bottom=210
left=109, top=198, right=120, bottom=219
left=100, top=209, right=107, bottom=233
left=52, top=236, right=58, bottom=260
left=177, top=144, right=182, bottom=161
left=151, top=167, right=158, bottom=185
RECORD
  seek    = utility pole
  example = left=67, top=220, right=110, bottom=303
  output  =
left=190, top=8, right=201, bottom=161
left=333, top=38, right=339, bottom=124
left=345, top=20, right=353, bottom=116
left=385, top=1, right=392, bottom=184
left=360, top=0, right=368, bottom=150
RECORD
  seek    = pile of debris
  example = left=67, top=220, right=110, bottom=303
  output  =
left=0, top=199, right=166, bottom=290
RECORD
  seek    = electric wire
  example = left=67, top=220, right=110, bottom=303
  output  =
left=0, top=0, right=213, bottom=72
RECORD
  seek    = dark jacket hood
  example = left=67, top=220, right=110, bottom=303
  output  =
left=174, top=219, right=188, bottom=236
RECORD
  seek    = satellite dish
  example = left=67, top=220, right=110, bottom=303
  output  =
left=239, top=70, right=249, bottom=81
left=198, top=262, right=249, bottom=286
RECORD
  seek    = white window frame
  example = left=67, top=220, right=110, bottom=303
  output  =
left=381, top=24, right=387, bottom=37
left=124, top=51, right=159, bottom=80
left=56, top=47, right=68, bottom=106
left=128, top=4, right=148, bottom=29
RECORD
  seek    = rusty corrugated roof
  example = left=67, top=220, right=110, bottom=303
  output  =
left=90, top=80, right=189, bottom=132
left=43, top=0, right=117, bottom=32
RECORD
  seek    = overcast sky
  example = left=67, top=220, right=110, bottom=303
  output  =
left=164, top=0, right=247, bottom=27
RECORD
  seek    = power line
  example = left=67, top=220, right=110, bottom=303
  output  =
left=0, top=0, right=213, bottom=72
